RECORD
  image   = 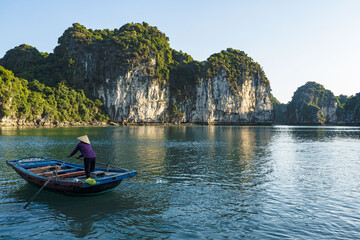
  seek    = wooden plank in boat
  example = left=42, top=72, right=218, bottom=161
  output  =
left=55, top=171, right=85, bottom=179
left=39, top=170, right=85, bottom=178
left=28, top=165, right=53, bottom=173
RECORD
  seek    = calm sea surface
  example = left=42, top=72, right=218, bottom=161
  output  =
left=1, top=125, right=360, bottom=239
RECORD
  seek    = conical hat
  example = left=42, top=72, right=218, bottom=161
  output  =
left=77, top=135, right=90, bottom=144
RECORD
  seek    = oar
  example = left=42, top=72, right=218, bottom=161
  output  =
left=96, top=161, right=167, bottom=183
left=24, top=162, right=65, bottom=209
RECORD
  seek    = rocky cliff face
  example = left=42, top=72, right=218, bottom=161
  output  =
left=0, top=23, right=274, bottom=125
left=97, top=66, right=168, bottom=123
left=52, top=23, right=273, bottom=124
left=94, top=65, right=273, bottom=124
left=181, top=71, right=272, bottom=124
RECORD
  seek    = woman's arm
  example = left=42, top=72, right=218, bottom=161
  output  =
left=67, top=143, right=80, bottom=157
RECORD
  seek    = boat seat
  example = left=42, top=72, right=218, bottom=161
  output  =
left=90, top=171, right=105, bottom=178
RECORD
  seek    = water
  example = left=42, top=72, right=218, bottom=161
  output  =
left=1, top=125, right=360, bottom=239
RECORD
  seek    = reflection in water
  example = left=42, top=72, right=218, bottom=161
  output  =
left=98, top=127, right=167, bottom=175
left=162, top=126, right=274, bottom=185
left=161, top=126, right=275, bottom=234
left=130, top=127, right=166, bottom=175
left=275, top=125, right=360, bottom=142
left=1, top=126, right=360, bottom=239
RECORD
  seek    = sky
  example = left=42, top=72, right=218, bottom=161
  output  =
left=1, top=0, right=359, bottom=103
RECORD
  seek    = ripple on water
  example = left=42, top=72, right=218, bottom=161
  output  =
left=1, top=126, right=360, bottom=239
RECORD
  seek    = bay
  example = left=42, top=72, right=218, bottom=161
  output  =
left=1, top=125, right=360, bottom=239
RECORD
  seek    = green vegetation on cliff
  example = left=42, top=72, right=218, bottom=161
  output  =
left=342, top=93, right=360, bottom=121
left=169, top=50, right=203, bottom=96
left=167, top=50, right=204, bottom=121
left=0, top=22, right=173, bottom=87
left=1, top=23, right=268, bottom=92
left=207, top=48, right=269, bottom=92
left=287, top=82, right=337, bottom=124
left=55, top=22, right=172, bottom=85
left=0, top=44, right=51, bottom=84
left=0, top=66, right=108, bottom=123
left=271, top=95, right=288, bottom=123
left=282, top=81, right=360, bottom=125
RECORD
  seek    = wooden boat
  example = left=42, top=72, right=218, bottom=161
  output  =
left=6, top=157, right=137, bottom=195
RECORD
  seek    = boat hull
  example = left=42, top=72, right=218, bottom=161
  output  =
left=7, top=157, right=136, bottom=196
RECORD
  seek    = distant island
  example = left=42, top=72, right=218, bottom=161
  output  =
left=273, top=82, right=360, bottom=125
left=0, top=22, right=359, bottom=126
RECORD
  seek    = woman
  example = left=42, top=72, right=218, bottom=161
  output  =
left=67, top=135, right=96, bottom=178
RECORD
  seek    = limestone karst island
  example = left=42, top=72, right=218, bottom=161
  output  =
left=0, top=22, right=359, bottom=126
